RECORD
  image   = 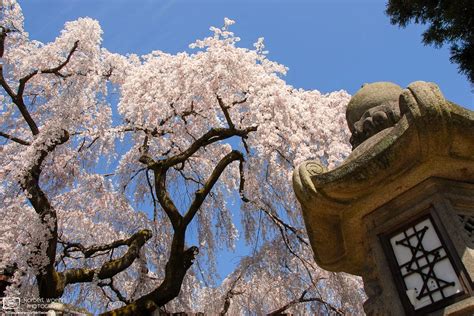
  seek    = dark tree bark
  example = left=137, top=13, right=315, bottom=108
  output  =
left=102, top=99, right=253, bottom=315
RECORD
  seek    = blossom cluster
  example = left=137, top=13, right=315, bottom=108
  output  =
left=0, top=1, right=360, bottom=313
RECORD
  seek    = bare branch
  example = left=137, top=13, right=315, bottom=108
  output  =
left=13, top=95, right=39, bottom=134
left=122, top=167, right=146, bottom=191
left=145, top=170, right=158, bottom=223
left=238, top=158, right=249, bottom=203
left=183, top=150, right=244, bottom=226
left=56, top=229, right=152, bottom=296
left=232, top=94, right=248, bottom=106
left=241, top=137, right=250, bottom=154
left=239, top=193, right=308, bottom=247
left=153, top=166, right=183, bottom=230
left=77, top=135, right=99, bottom=152
left=267, top=288, right=344, bottom=316
left=260, top=207, right=308, bottom=246
left=19, top=130, right=69, bottom=297
left=71, top=124, right=170, bottom=139
left=176, top=168, right=202, bottom=186
left=220, top=268, right=246, bottom=316
left=0, top=65, right=17, bottom=100
left=98, top=277, right=130, bottom=304
left=0, top=130, right=30, bottom=145
left=216, top=94, right=235, bottom=129
left=0, top=65, right=39, bottom=135
left=164, top=126, right=256, bottom=168
left=17, top=40, right=79, bottom=97
left=275, top=148, right=293, bottom=167
left=60, top=230, right=151, bottom=259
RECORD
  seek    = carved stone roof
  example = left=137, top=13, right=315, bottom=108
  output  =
left=293, top=81, right=474, bottom=275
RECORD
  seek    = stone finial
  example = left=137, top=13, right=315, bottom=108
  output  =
left=346, top=82, right=402, bottom=149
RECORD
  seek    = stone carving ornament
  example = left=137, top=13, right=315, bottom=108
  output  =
left=346, top=82, right=402, bottom=149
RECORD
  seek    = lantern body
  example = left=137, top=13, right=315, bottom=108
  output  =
left=293, top=81, right=474, bottom=315
left=368, top=179, right=474, bottom=315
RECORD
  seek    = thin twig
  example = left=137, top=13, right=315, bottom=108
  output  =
left=0, top=131, right=30, bottom=145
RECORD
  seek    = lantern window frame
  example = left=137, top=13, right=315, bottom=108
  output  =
left=380, top=209, right=472, bottom=315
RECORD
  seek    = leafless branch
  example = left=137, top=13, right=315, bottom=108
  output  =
left=0, top=130, right=31, bottom=145
left=152, top=165, right=183, bottom=230
left=0, top=67, right=39, bottom=135
left=216, top=94, right=235, bottom=129
left=17, top=41, right=79, bottom=97
left=57, top=229, right=152, bottom=297
left=146, top=170, right=158, bottom=223
left=98, top=277, right=130, bottom=304
left=183, top=150, right=244, bottom=226
left=59, top=230, right=151, bottom=259
left=220, top=268, right=246, bottom=315
left=123, top=168, right=146, bottom=191
left=260, top=207, right=308, bottom=246
left=176, top=168, right=203, bottom=186
left=163, top=126, right=256, bottom=169
left=267, top=287, right=344, bottom=315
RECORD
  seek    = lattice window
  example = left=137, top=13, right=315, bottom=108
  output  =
left=384, top=216, right=464, bottom=311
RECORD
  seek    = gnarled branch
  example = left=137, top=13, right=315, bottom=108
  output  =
left=60, top=229, right=151, bottom=259
left=54, top=229, right=152, bottom=297
left=163, top=126, right=256, bottom=168
left=0, top=38, right=79, bottom=136
left=17, top=40, right=79, bottom=97
left=153, top=166, right=183, bottom=230
left=101, top=233, right=199, bottom=315
left=19, top=129, right=69, bottom=297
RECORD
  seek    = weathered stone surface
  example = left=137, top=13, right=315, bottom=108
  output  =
left=293, top=81, right=474, bottom=315
left=293, top=81, right=474, bottom=275
left=364, top=178, right=474, bottom=315
left=346, top=82, right=403, bottom=148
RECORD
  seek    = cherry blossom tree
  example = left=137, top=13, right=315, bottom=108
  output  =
left=0, top=1, right=364, bottom=314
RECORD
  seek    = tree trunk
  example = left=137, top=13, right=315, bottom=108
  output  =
left=102, top=227, right=198, bottom=315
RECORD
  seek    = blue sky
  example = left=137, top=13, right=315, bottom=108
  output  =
left=22, top=0, right=473, bottom=108
left=18, top=0, right=473, bottom=280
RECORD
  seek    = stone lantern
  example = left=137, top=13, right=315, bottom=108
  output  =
left=293, top=81, right=474, bottom=315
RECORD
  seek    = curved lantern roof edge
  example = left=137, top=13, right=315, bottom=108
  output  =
left=293, top=81, right=474, bottom=276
